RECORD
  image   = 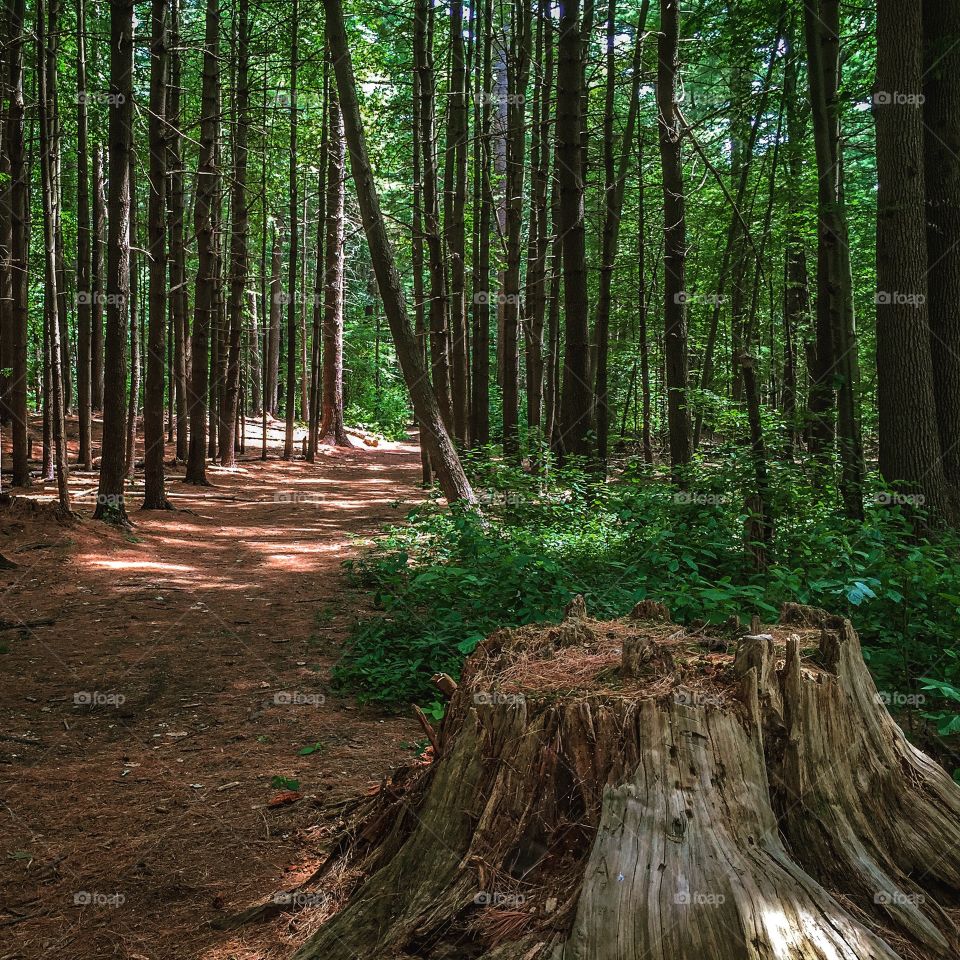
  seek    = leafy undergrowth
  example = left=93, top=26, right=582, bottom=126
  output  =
left=333, top=449, right=960, bottom=772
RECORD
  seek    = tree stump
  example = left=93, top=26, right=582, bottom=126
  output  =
left=290, top=601, right=960, bottom=960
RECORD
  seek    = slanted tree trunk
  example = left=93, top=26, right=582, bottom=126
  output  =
left=657, top=0, right=692, bottom=481
left=142, top=0, right=170, bottom=509
left=219, top=0, right=250, bottom=470
left=75, top=0, right=92, bottom=470
left=94, top=0, right=133, bottom=521
left=184, top=0, right=219, bottom=486
left=289, top=601, right=960, bottom=960
left=323, top=0, right=474, bottom=505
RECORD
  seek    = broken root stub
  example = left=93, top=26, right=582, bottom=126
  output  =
left=292, top=604, right=960, bottom=960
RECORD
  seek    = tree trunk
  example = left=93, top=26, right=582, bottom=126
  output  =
left=267, top=228, right=282, bottom=416
left=923, top=0, right=960, bottom=494
left=184, top=0, right=219, bottom=485
left=92, top=145, right=105, bottom=414
left=318, top=88, right=348, bottom=446
left=36, top=0, right=70, bottom=513
left=556, top=0, right=592, bottom=461
left=6, top=0, right=28, bottom=489
left=594, top=0, right=650, bottom=466
left=219, top=0, right=250, bottom=470
left=166, top=0, right=188, bottom=463
left=308, top=85, right=327, bottom=462
left=282, top=0, right=299, bottom=460
left=290, top=601, right=960, bottom=960
left=125, top=150, right=140, bottom=479
left=444, top=0, right=469, bottom=445
left=657, top=0, right=692, bottom=482
left=142, top=0, right=170, bottom=509
left=874, top=0, right=952, bottom=521
left=94, top=0, right=133, bottom=521
left=501, top=0, right=530, bottom=458
left=323, top=0, right=474, bottom=505
left=469, top=0, right=494, bottom=449
left=75, top=0, right=92, bottom=470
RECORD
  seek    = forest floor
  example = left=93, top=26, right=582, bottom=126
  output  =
left=0, top=415, right=424, bottom=959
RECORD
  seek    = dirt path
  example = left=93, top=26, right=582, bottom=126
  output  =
left=0, top=419, right=423, bottom=959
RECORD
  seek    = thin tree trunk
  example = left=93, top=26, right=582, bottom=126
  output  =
left=414, top=0, right=453, bottom=431
left=658, top=0, right=692, bottom=481
left=166, top=0, right=188, bottom=463
left=594, top=0, right=650, bottom=465
left=37, top=0, right=69, bottom=512
left=125, top=150, right=140, bottom=478
left=323, top=0, right=474, bottom=505
left=142, top=0, right=170, bottom=509
left=267, top=227, right=282, bottom=415
left=75, top=0, right=92, bottom=469
left=319, top=88, right=348, bottom=445
left=92, top=144, right=105, bottom=414
left=469, top=0, right=493, bottom=448
left=220, top=0, right=250, bottom=469
left=184, top=0, right=219, bottom=485
left=283, top=0, right=299, bottom=459
left=94, top=0, right=133, bottom=520
left=308, top=69, right=327, bottom=462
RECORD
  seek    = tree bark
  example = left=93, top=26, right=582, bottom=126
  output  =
left=94, top=0, right=133, bottom=521
left=37, top=0, right=70, bottom=513
left=874, top=0, right=952, bottom=521
left=283, top=0, right=299, bottom=460
left=125, top=150, right=140, bottom=479
left=290, top=603, right=960, bottom=960
left=92, top=145, right=105, bottom=414
left=657, top=0, right=692, bottom=481
left=923, top=0, right=960, bottom=494
left=75, top=0, right=92, bottom=469
left=318, top=88, right=348, bottom=446
left=556, top=0, right=592, bottom=460
left=142, top=0, right=170, bottom=509
left=323, top=0, right=474, bottom=505
left=267, top=227, right=282, bottom=416
left=184, top=0, right=219, bottom=486
left=220, top=0, right=251, bottom=469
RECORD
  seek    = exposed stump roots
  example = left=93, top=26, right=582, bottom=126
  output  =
left=291, top=600, right=960, bottom=960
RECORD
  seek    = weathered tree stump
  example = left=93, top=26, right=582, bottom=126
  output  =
left=290, top=601, right=960, bottom=960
